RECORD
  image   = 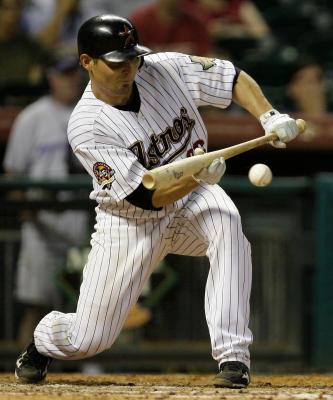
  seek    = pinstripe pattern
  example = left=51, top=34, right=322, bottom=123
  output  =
left=34, top=52, right=252, bottom=368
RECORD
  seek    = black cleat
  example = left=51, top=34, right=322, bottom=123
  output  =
left=214, top=361, right=250, bottom=388
left=15, top=340, right=52, bottom=383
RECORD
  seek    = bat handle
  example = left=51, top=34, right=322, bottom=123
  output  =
left=296, top=118, right=307, bottom=134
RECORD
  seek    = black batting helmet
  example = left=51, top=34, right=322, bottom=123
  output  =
left=77, top=14, right=152, bottom=62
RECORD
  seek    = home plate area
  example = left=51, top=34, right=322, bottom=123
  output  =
left=0, top=373, right=332, bottom=399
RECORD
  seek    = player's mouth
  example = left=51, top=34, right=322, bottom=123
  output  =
left=119, top=79, right=134, bottom=87
left=119, top=77, right=133, bottom=83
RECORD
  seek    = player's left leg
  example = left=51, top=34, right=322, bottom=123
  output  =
left=179, top=184, right=252, bottom=387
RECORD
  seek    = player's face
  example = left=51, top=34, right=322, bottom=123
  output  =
left=81, top=54, right=141, bottom=105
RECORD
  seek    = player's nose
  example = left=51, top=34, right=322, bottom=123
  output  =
left=120, top=60, right=132, bottom=73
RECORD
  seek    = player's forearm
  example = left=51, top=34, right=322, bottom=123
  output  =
left=232, top=70, right=273, bottom=119
left=152, top=176, right=199, bottom=207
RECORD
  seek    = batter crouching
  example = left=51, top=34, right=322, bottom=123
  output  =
left=15, top=14, right=300, bottom=387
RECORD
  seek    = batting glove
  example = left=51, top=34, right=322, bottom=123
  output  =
left=260, top=109, right=299, bottom=149
left=193, top=156, right=226, bottom=185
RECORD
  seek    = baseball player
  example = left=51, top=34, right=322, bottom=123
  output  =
left=15, top=14, right=299, bottom=387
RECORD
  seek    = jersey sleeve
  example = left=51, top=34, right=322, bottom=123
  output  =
left=75, top=143, right=146, bottom=202
left=149, top=53, right=236, bottom=109
left=69, top=111, right=147, bottom=202
left=181, top=55, right=236, bottom=109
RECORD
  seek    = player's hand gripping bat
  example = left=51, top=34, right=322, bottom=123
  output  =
left=142, top=119, right=307, bottom=190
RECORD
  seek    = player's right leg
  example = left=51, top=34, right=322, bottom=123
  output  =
left=15, top=208, right=170, bottom=382
left=179, top=184, right=252, bottom=387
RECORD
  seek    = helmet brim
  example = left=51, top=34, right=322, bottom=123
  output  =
left=100, top=44, right=152, bottom=62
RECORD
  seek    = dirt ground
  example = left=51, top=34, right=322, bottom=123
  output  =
left=0, top=373, right=332, bottom=400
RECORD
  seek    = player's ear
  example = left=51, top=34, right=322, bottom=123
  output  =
left=80, top=54, right=93, bottom=71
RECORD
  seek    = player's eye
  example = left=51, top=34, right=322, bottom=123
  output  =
left=106, top=61, right=121, bottom=69
left=103, top=58, right=139, bottom=70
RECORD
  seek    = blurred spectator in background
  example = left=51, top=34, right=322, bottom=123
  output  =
left=182, top=0, right=273, bottom=61
left=3, top=48, right=89, bottom=345
left=0, top=0, right=48, bottom=106
left=185, top=0, right=270, bottom=40
left=285, top=56, right=328, bottom=117
left=130, top=0, right=214, bottom=55
left=111, top=0, right=157, bottom=18
left=21, top=0, right=113, bottom=49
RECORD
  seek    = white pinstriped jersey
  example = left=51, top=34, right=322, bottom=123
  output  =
left=68, top=52, right=236, bottom=213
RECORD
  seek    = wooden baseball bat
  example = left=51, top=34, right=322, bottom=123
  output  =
left=142, top=119, right=307, bottom=190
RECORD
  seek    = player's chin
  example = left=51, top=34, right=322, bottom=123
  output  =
left=117, top=83, right=135, bottom=96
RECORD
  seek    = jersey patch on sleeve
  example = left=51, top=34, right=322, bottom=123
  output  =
left=189, top=55, right=216, bottom=70
left=93, top=162, right=115, bottom=190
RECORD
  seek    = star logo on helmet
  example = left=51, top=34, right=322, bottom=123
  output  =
left=119, top=25, right=136, bottom=47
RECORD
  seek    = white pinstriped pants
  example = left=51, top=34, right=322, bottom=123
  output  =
left=34, top=184, right=252, bottom=368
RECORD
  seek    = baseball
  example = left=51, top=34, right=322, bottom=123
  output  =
left=248, top=164, right=272, bottom=187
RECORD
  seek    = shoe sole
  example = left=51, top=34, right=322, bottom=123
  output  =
left=213, top=377, right=248, bottom=388
left=15, top=370, right=45, bottom=384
